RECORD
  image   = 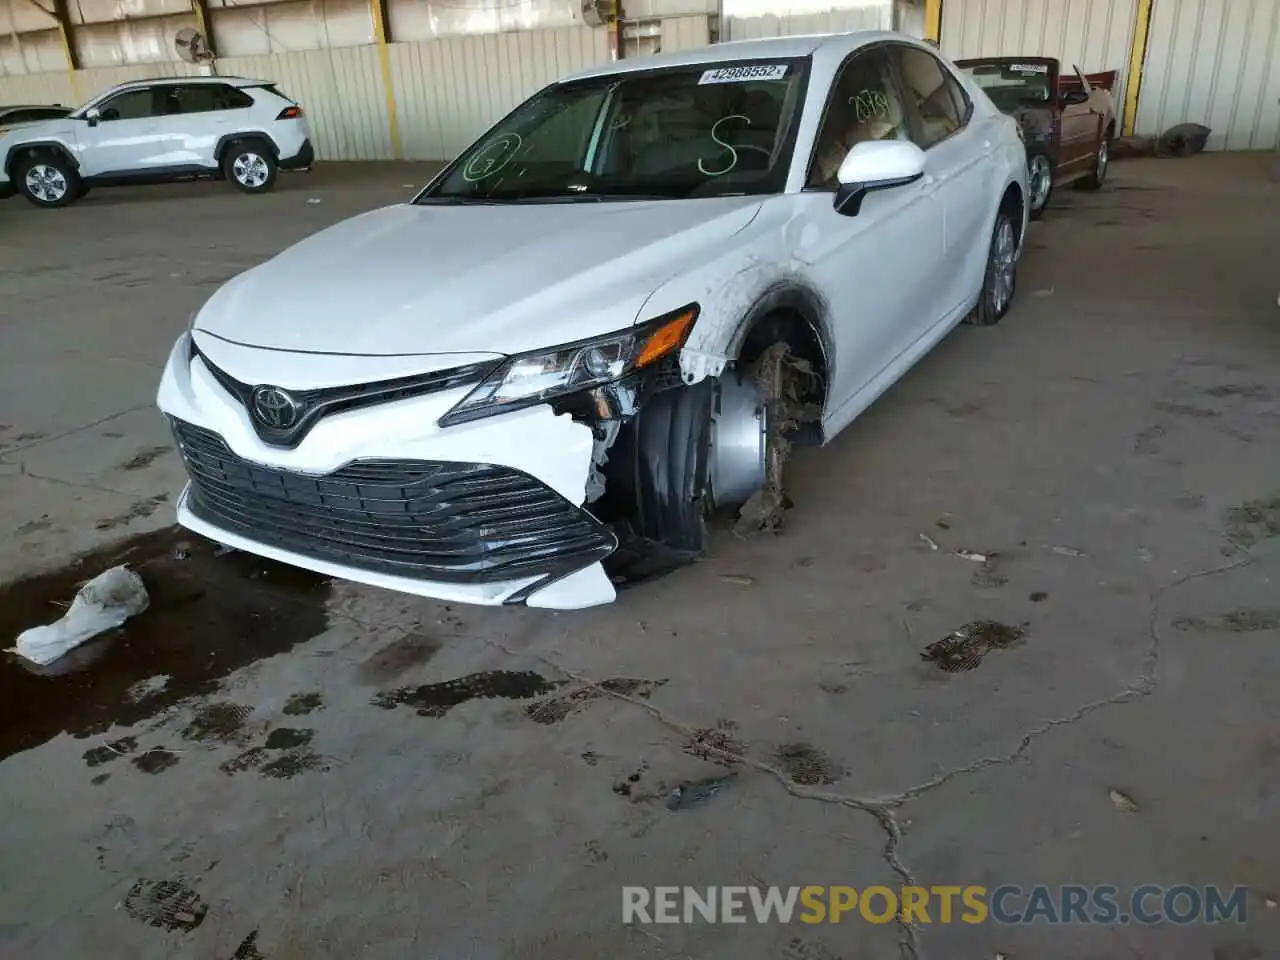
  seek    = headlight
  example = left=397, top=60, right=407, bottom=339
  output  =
left=439, top=304, right=698, bottom=427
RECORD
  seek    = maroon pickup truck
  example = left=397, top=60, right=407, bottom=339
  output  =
left=955, top=57, right=1117, bottom=219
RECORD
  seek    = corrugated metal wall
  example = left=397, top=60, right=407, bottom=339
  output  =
left=939, top=0, right=1138, bottom=126
left=936, top=0, right=1136, bottom=129
left=219, top=48, right=393, bottom=160
left=940, top=0, right=1137, bottom=67
left=659, top=15, right=713, bottom=51
left=1135, top=0, right=1280, bottom=150
left=726, top=3, right=891, bottom=41
left=0, top=71, right=78, bottom=105
left=389, top=27, right=608, bottom=161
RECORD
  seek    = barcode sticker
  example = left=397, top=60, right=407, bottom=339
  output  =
left=699, top=64, right=789, bottom=84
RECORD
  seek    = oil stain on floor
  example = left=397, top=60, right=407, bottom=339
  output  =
left=370, top=670, right=564, bottom=718
left=0, top=526, right=330, bottom=763
left=774, top=742, right=843, bottom=785
left=220, top=726, right=325, bottom=779
left=921, top=620, right=1027, bottom=673
left=122, top=878, right=208, bottom=932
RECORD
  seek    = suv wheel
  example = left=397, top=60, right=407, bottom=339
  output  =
left=18, top=155, right=79, bottom=208
left=224, top=142, right=278, bottom=194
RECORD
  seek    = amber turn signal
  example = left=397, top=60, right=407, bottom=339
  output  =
left=634, top=307, right=697, bottom=368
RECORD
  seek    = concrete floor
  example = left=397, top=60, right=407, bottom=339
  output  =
left=0, top=154, right=1278, bottom=960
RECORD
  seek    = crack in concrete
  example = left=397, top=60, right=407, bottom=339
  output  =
left=0, top=403, right=151, bottom=458
left=480, top=634, right=923, bottom=960
left=482, top=546, right=1258, bottom=960
left=13, top=461, right=136, bottom=498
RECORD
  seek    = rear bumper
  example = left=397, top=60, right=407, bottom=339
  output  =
left=156, top=333, right=618, bottom=609
left=279, top=139, right=314, bottom=171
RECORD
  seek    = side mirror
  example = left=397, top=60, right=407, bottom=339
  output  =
left=85, top=107, right=101, bottom=127
left=833, top=141, right=927, bottom=217
left=1060, top=89, right=1089, bottom=106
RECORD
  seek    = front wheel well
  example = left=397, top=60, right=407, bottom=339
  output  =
left=5, top=144, right=75, bottom=180
left=735, top=308, right=829, bottom=446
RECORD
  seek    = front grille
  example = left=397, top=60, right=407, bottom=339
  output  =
left=192, top=343, right=497, bottom=449
left=173, top=419, right=616, bottom=583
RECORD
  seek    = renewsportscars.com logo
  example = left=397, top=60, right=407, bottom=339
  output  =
left=622, top=885, right=1250, bottom=926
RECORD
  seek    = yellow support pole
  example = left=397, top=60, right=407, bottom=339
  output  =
left=370, top=0, right=403, bottom=160
left=190, top=0, right=217, bottom=58
left=923, top=0, right=943, bottom=45
left=1122, top=0, right=1154, bottom=136
left=50, top=0, right=81, bottom=101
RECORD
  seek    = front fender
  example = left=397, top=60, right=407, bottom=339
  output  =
left=639, top=203, right=828, bottom=385
left=2, top=138, right=79, bottom=178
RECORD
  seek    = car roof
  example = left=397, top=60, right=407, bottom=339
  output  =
left=0, top=104, right=70, bottom=112
left=91, top=75, right=271, bottom=98
left=561, top=30, right=903, bottom=82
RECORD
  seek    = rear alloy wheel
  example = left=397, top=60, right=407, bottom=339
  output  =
left=965, top=209, right=1018, bottom=326
left=224, top=143, right=278, bottom=194
left=1027, top=152, right=1054, bottom=219
left=1076, top=134, right=1109, bottom=191
left=19, top=156, right=79, bottom=208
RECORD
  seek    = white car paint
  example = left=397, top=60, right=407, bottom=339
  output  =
left=157, top=30, right=1028, bottom=610
left=0, top=76, right=309, bottom=195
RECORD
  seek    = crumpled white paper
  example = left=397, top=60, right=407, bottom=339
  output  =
left=7, top=565, right=149, bottom=666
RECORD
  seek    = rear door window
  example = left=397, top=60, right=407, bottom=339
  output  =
left=160, top=84, right=255, bottom=115
left=894, top=46, right=970, bottom=149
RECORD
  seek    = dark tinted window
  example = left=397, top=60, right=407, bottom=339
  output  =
left=807, top=47, right=909, bottom=188
left=158, top=84, right=254, bottom=115
left=98, top=88, right=159, bottom=122
left=896, top=47, right=968, bottom=148
left=2, top=108, right=68, bottom=124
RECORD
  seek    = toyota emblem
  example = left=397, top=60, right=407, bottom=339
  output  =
left=251, top=385, right=299, bottom=429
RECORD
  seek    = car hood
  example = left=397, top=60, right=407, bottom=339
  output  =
left=0, top=118, right=68, bottom=142
left=194, top=197, right=765, bottom=358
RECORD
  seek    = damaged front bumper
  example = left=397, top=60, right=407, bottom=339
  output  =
left=156, top=334, right=620, bottom=609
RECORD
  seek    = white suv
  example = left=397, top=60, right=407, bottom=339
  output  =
left=0, top=76, right=312, bottom=208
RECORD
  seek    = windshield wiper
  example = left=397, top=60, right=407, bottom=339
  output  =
left=414, top=195, right=507, bottom=205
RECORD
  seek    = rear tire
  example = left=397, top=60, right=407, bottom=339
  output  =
left=965, top=208, right=1019, bottom=327
left=223, top=140, right=278, bottom=194
left=1027, top=151, right=1054, bottom=220
left=1076, top=130, right=1110, bottom=191
left=17, top=154, right=79, bottom=208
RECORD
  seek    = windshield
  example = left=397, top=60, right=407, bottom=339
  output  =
left=960, top=62, right=1052, bottom=112
left=418, top=59, right=809, bottom=203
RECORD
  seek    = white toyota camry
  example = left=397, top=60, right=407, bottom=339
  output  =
left=157, top=30, right=1028, bottom=610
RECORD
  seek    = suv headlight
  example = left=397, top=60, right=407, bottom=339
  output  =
left=439, top=304, right=698, bottom=427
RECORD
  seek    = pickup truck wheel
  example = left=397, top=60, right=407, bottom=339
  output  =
left=965, top=208, right=1018, bottom=326
left=18, top=155, right=79, bottom=208
left=1076, top=134, right=1109, bottom=191
left=1027, top=152, right=1054, bottom=219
